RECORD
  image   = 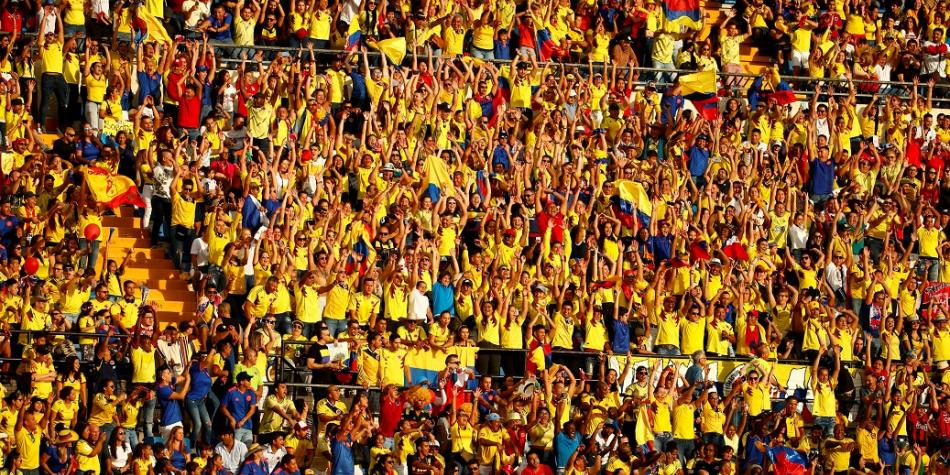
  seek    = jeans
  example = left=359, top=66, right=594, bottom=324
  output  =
left=124, top=427, right=139, bottom=451
left=40, top=73, right=69, bottom=130
left=654, top=431, right=673, bottom=453
left=235, top=427, right=253, bottom=446
left=185, top=398, right=213, bottom=445
left=150, top=195, right=172, bottom=245
left=656, top=345, right=681, bottom=356
left=674, top=438, right=695, bottom=466
left=815, top=416, right=836, bottom=436
left=140, top=395, right=157, bottom=438
left=470, top=48, right=494, bottom=60
left=652, top=61, right=675, bottom=85
left=325, top=318, right=347, bottom=337
left=79, top=238, right=101, bottom=270
left=171, top=225, right=195, bottom=272
left=919, top=257, right=940, bottom=281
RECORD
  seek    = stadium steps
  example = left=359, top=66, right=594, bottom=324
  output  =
left=93, top=206, right=197, bottom=324
left=698, top=1, right=772, bottom=76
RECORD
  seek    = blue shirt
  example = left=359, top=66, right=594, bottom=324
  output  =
left=687, top=145, right=710, bottom=177
left=0, top=214, right=19, bottom=247
left=330, top=434, right=355, bottom=475
left=554, top=432, right=581, bottom=469
left=431, top=282, right=456, bottom=316
left=157, top=381, right=183, bottom=426
left=186, top=362, right=212, bottom=401
left=208, top=14, right=233, bottom=40
left=610, top=319, right=630, bottom=354
left=225, top=387, right=257, bottom=429
left=648, top=234, right=674, bottom=262
left=137, top=71, right=163, bottom=104
left=238, top=461, right=268, bottom=475
left=810, top=158, right=835, bottom=195
left=494, top=39, right=511, bottom=60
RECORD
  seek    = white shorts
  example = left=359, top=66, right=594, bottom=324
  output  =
left=790, top=50, right=810, bottom=69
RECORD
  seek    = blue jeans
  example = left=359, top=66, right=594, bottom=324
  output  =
left=124, top=427, right=139, bottom=451
left=185, top=398, right=213, bottom=445
left=815, top=416, right=836, bottom=436
left=171, top=225, right=195, bottom=272
left=325, top=318, right=347, bottom=337
left=654, top=431, right=673, bottom=453
left=674, top=438, right=695, bottom=466
left=918, top=257, right=940, bottom=281
left=656, top=345, right=681, bottom=356
left=79, top=238, right=101, bottom=270
left=140, top=396, right=157, bottom=438
left=653, top=61, right=675, bottom=85
left=470, top=48, right=494, bottom=60
left=235, top=427, right=253, bottom=446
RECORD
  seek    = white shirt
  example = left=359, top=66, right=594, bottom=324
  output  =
left=182, top=0, right=211, bottom=29
left=261, top=446, right=287, bottom=473
left=824, top=262, right=847, bottom=292
left=408, top=288, right=430, bottom=321
left=190, top=237, right=210, bottom=268
left=789, top=223, right=809, bottom=250
left=215, top=441, right=248, bottom=474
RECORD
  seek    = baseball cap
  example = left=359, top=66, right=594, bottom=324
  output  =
left=486, top=413, right=502, bottom=422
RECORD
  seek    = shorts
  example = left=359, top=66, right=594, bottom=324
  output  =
left=790, top=50, right=810, bottom=69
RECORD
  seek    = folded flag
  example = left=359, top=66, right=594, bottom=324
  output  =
left=133, top=9, right=171, bottom=45
left=372, top=36, right=406, bottom=65
left=345, top=17, right=362, bottom=51
left=723, top=242, right=749, bottom=261
left=423, top=155, right=454, bottom=203
left=767, top=446, right=808, bottom=475
left=84, top=166, right=147, bottom=209
left=689, top=241, right=711, bottom=261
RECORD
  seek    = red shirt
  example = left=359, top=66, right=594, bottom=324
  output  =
left=521, top=464, right=553, bottom=475
left=378, top=395, right=404, bottom=437
left=938, top=410, right=950, bottom=439
left=177, top=94, right=202, bottom=129
left=537, top=209, right=565, bottom=243
left=0, top=10, right=21, bottom=34
left=210, top=159, right=239, bottom=190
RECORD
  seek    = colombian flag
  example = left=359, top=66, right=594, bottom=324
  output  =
left=84, top=167, right=147, bottom=209
left=663, top=0, right=702, bottom=30
left=343, top=225, right=377, bottom=277
left=407, top=346, right=479, bottom=384
left=423, top=155, right=454, bottom=203
left=345, top=17, right=362, bottom=51
left=767, top=446, right=808, bottom=475
left=133, top=9, right=172, bottom=45
left=537, top=28, right=562, bottom=61
left=613, top=180, right=652, bottom=228
left=767, top=67, right=797, bottom=104
left=679, top=71, right=720, bottom=120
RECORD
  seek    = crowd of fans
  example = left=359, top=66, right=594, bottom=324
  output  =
left=0, top=0, right=949, bottom=473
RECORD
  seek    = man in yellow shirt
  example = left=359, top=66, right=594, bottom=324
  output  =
left=477, top=413, right=507, bottom=473
left=76, top=424, right=107, bottom=474
left=14, top=404, right=44, bottom=473
left=37, top=6, right=67, bottom=131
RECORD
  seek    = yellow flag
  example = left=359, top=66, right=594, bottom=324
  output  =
left=374, top=37, right=406, bottom=65
left=138, top=10, right=171, bottom=45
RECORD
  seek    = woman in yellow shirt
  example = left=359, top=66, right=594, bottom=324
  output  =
left=83, top=47, right=110, bottom=131
left=448, top=399, right=478, bottom=465
left=811, top=345, right=841, bottom=436
left=474, top=295, right=502, bottom=376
